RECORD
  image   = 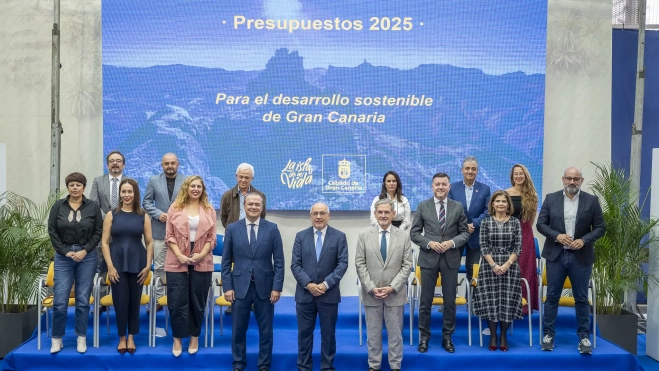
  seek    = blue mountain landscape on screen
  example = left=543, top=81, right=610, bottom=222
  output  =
left=103, top=48, right=544, bottom=210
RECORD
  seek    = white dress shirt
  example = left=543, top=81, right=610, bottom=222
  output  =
left=246, top=217, right=260, bottom=243
left=563, top=191, right=580, bottom=249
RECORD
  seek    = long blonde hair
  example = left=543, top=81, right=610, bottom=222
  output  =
left=172, top=175, right=213, bottom=211
left=509, top=164, right=538, bottom=222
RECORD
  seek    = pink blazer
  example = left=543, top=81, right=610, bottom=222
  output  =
left=164, top=204, right=217, bottom=272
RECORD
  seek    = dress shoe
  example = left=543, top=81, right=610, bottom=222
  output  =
left=392, top=369, right=400, bottom=371
left=50, top=338, right=63, bottom=354
left=117, top=342, right=127, bottom=355
left=368, top=368, right=380, bottom=371
left=417, top=339, right=428, bottom=353
left=172, top=345, right=182, bottom=357
left=442, top=338, right=455, bottom=353
left=127, top=346, right=136, bottom=355
left=259, top=368, right=268, bottom=371
left=188, top=346, right=198, bottom=355
left=489, top=345, right=497, bottom=351
left=499, top=346, right=508, bottom=352
left=77, top=336, right=87, bottom=353
left=99, top=305, right=107, bottom=314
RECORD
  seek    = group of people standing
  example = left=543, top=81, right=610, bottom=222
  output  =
left=46, top=150, right=605, bottom=371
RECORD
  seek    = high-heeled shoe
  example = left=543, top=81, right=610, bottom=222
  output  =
left=499, top=346, right=508, bottom=352
left=117, top=347, right=127, bottom=355
left=172, top=345, right=182, bottom=357
left=489, top=345, right=497, bottom=351
left=127, top=346, right=136, bottom=355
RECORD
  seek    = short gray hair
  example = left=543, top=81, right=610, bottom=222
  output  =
left=309, top=202, right=330, bottom=214
left=563, top=166, right=583, bottom=177
left=462, top=156, right=478, bottom=167
left=236, top=163, right=255, bottom=177
left=373, top=198, right=394, bottom=212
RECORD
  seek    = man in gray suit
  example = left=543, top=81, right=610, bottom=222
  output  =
left=410, top=172, right=470, bottom=353
left=143, top=153, right=186, bottom=307
left=356, top=199, right=413, bottom=371
left=90, top=150, right=130, bottom=303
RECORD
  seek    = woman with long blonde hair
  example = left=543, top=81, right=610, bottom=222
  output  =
left=505, top=164, right=539, bottom=315
left=164, top=175, right=217, bottom=356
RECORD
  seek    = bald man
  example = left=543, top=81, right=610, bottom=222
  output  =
left=536, top=167, right=605, bottom=355
left=291, top=203, right=348, bottom=371
left=143, top=153, right=186, bottom=303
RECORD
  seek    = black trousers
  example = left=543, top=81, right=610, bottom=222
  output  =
left=111, top=272, right=142, bottom=336
left=296, top=300, right=338, bottom=371
left=419, top=253, right=458, bottom=340
left=166, top=266, right=211, bottom=338
left=232, top=281, right=274, bottom=371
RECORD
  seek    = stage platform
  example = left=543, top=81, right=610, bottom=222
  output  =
left=1, top=297, right=644, bottom=371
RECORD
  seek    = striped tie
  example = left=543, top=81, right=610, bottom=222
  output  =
left=438, top=201, right=446, bottom=232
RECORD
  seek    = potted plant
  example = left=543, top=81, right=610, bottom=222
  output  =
left=0, top=191, right=57, bottom=357
left=589, top=162, right=659, bottom=355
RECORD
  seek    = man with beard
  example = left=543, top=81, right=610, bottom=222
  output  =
left=536, top=167, right=605, bottom=355
left=143, top=153, right=186, bottom=309
left=90, top=151, right=133, bottom=305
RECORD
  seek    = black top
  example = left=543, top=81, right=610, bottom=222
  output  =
left=510, top=195, right=523, bottom=220
left=166, top=176, right=176, bottom=200
left=110, top=210, right=147, bottom=273
left=48, top=195, right=103, bottom=256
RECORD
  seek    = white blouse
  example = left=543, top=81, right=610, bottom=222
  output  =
left=369, top=194, right=411, bottom=231
left=188, top=215, right=200, bottom=242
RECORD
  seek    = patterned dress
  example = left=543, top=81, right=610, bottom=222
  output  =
left=510, top=195, right=539, bottom=314
left=472, top=216, right=523, bottom=322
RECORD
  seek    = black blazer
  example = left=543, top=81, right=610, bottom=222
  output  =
left=536, top=190, right=606, bottom=266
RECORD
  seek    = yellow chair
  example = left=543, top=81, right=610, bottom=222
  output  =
left=94, top=271, right=152, bottom=347
left=538, top=267, right=597, bottom=348
left=411, top=262, right=467, bottom=344
left=208, top=275, right=232, bottom=347
left=358, top=249, right=417, bottom=346
left=467, top=264, right=532, bottom=347
left=37, top=262, right=95, bottom=350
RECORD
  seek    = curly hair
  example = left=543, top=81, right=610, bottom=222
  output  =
left=172, top=175, right=212, bottom=211
left=509, top=164, right=538, bottom=222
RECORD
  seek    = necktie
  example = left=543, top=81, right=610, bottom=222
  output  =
left=249, top=224, right=257, bottom=254
left=438, top=201, right=446, bottom=232
left=111, top=178, right=118, bottom=209
left=315, top=231, right=323, bottom=262
left=380, top=231, right=387, bottom=262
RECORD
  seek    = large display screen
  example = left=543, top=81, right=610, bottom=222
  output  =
left=103, top=0, right=546, bottom=210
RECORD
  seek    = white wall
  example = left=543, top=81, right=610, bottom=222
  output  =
left=0, top=0, right=612, bottom=296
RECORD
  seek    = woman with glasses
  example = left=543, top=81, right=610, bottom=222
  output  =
left=165, top=175, right=217, bottom=356
left=47, top=172, right=103, bottom=354
left=505, top=164, right=539, bottom=315
left=369, top=171, right=411, bottom=230
left=101, top=178, right=154, bottom=354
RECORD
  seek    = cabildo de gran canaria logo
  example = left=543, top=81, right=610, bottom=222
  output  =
left=281, top=158, right=313, bottom=189
left=322, top=155, right=366, bottom=194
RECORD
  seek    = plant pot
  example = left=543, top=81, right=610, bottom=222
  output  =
left=597, top=308, right=638, bottom=355
left=0, top=305, right=39, bottom=358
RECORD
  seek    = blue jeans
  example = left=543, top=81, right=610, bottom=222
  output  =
left=52, top=245, right=97, bottom=338
left=543, top=250, right=592, bottom=339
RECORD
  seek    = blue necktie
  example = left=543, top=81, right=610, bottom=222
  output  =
left=315, top=231, right=323, bottom=262
left=250, top=224, right=257, bottom=254
left=380, top=231, right=387, bottom=262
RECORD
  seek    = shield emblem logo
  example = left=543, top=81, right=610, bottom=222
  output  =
left=338, top=159, right=350, bottom=179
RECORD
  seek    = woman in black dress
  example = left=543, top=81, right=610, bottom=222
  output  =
left=472, top=190, right=522, bottom=351
left=101, top=179, right=154, bottom=354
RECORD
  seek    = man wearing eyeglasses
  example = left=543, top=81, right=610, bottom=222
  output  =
left=536, top=166, right=605, bottom=355
left=290, top=202, right=348, bottom=371
left=90, top=150, right=133, bottom=307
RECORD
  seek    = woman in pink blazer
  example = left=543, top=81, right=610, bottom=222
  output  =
left=164, top=175, right=217, bottom=356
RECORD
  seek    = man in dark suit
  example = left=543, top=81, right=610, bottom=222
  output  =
left=142, top=152, right=186, bottom=306
left=448, top=156, right=491, bottom=282
left=537, top=166, right=605, bottom=355
left=90, top=150, right=132, bottom=303
left=410, top=172, right=470, bottom=353
left=222, top=193, right=284, bottom=371
left=290, top=202, right=349, bottom=371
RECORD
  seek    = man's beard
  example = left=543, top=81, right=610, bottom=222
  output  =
left=565, top=185, right=579, bottom=195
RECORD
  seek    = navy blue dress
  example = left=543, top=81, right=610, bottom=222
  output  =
left=110, top=210, right=147, bottom=273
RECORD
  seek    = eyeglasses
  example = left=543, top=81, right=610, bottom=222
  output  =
left=311, top=212, right=328, bottom=217
left=563, top=176, right=582, bottom=182
left=108, top=159, right=124, bottom=164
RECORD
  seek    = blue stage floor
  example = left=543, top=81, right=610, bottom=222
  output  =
left=1, top=297, right=646, bottom=371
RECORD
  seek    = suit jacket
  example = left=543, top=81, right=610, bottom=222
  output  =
left=164, top=204, right=217, bottom=272
left=448, top=180, right=491, bottom=249
left=219, top=184, right=266, bottom=228
left=355, top=226, right=413, bottom=307
left=143, top=173, right=186, bottom=240
left=536, top=190, right=606, bottom=266
left=90, top=174, right=134, bottom=219
left=410, top=197, right=470, bottom=270
left=290, top=226, right=349, bottom=304
left=221, top=218, right=284, bottom=300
